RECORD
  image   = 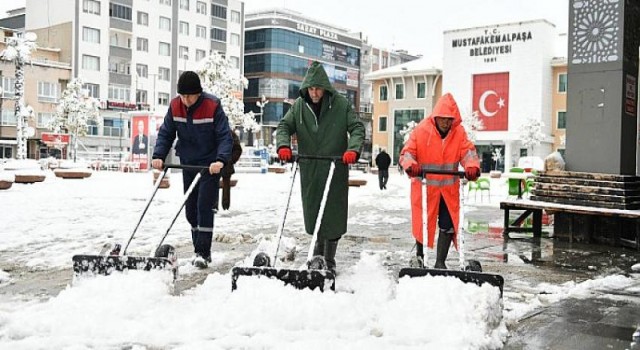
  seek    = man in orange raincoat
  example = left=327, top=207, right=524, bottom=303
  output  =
left=399, top=93, right=480, bottom=269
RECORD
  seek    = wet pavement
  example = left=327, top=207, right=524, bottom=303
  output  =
left=1, top=193, right=639, bottom=349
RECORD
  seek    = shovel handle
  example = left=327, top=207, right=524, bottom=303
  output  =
left=418, top=168, right=465, bottom=178
left=164, top=164, right=210, bottom=171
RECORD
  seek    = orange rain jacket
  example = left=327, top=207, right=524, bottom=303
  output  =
left=399, top=93, right=480, bottom=249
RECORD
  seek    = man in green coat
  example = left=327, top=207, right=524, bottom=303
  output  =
left=276, top=61, right=365, bottom=274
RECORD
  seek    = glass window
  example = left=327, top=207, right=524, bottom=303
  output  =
left=393, top=109, right=424, bottom=158
left=230, top=56, right=239, bottom=69
left=1, top=76, right=15, bottom=97
left=0, top=109, right=17, bottom=126
left=82, top=55, right=100, bottom=70
left=179, top=21, right=189, bottom=35
left=417, top=82, right=426, bottom=99
left=83, top=0, right=101, bottom=15
left=109, top=3, right=131, bottom=21
left=158, top=92, right=170, bottom=106
left=179, top=46, right=189, bottom=59
left=379, top=85, right=388, bottom=101
left=196, top=1, right=206, bottom=14
left=211, top=27, right=226, bottom=42
left=211, top=4, right=226, bottom=19
left=136, top=64, right=148, bottom=78
left=158, top=67, right=170, bottom=81
left=230, top=10, right=240, bottom=23
left=159, top=16, right=171, bottom=31
left=38, top=81, right=60, bottom=103
left=108, top=84, right=130, bottom=101
left=160, top=0, right=171, bottom=5
left=159, top=42, right=170, bottom=56
left=395, top=84, right=404, bottom=100
left=136, top=37, right=148, bottom=52
left=136, top=89, right=147, bottom=103
left=230, top=33, right=240, bottom=46
left=520, top=148, right=528, bottom=157
left=196, top=25, right=207, bottom=39
left=379, top=116, right=387, bottom=132
left=179, top=0, right=189, bottom=10
left=82, top=27, right=100, bottom=43
left=37, top=112, right=55, bottom=128
left=557, top=111, right=566, bottom=129
left=558, top=73, right=567, bottom=93
left=83, top=83, right=100, bottom=98
left=137, top=12, right=148, bottom=26
left=196, top=49, right=206, bottom=61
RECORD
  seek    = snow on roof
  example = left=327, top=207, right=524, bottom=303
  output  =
left=364, top=56, right=442, bottom=81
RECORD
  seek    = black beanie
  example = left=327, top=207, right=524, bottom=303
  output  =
left=177, top=71, right=203, bottom=95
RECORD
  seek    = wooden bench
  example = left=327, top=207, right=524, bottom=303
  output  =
left=500, top=198, right=640, bottom=249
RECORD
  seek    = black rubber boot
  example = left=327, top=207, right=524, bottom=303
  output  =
left=323, top=239, right=339, bottom=274
left=312, top=239, right=324, bottom=257
left=434, top=228, right=453, bottom=269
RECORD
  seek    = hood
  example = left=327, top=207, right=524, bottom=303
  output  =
left=299, top=61, right=337, bottom=98
left=429, top=93, right=462, bottom=127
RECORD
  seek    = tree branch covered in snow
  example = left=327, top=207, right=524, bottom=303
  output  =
left=0, top=34, right=38, bottom=160
left=399, top=121, right=417, bottom=144
left=461, top=110, right=484, bottom=143
left=51, top=78, right=101, bottom=161
left=519, top=117, right=545, bottom=152
left=196, top=52, right=259, bottom=133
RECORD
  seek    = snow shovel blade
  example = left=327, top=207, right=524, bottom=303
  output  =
left=399, top=268, right=504, bottom=296
left=230, top=266, right=335, bottom=292
left=72, top=254, right=176, bottom=278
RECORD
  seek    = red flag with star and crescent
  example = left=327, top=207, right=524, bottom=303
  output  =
left=472, top=72, right=509, bottom=131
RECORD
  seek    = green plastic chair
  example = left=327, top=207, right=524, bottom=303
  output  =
left=524, top=178, right=535, bottom=196
left=476, top=177, right=491, bottom=202
left=467, top=180, right=479, bottom=200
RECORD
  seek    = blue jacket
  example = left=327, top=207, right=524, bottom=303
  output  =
left=153, top=92, right=233, bottom=166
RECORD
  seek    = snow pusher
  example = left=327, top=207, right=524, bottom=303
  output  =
left=398, top=168, right=504, bottom=296
left=72, top=164, right=207, bottom=279
left=231, top=155, right=339, bottom=292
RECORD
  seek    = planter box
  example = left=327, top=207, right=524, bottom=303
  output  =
left=349, top=178, right=367, bottom=187
left=14, top=174, right=46, bottom=184
left=268, top=166, right=286, bottom=174
left=152, top=172, right=171, bottom=189
left=489, top=171, right=502, bottom=178
left=54, top=169, right=92, bottom=179
left=0, top=180, right=12, bottom=190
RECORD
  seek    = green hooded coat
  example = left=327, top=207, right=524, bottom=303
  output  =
left=276, top=61, right=365, bottom=240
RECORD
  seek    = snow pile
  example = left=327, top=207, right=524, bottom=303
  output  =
left=0, top=270, right=9, bottom=284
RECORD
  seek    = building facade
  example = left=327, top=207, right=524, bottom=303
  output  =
left=442, top=19, right=559, bottom=172
left=0, top=26, right=72, bottom=160
left=243, top=8, right=362, bottom=146
left=23, top=0, right=244, bottom=159
left=365, top=57, right=442, bottom=165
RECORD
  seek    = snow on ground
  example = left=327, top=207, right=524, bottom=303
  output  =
left=0, top=168, right=636, bottom=349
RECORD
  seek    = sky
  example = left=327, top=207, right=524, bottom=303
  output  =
left=1, top=0, right=569, bottom=62
left=0, top=162, right=639, bottom=348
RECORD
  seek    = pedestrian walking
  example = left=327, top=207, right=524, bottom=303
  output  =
left=375, top=148, right=391, bottom=190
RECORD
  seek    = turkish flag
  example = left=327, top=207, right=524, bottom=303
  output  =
left=473, top=72, right=509, bottom=131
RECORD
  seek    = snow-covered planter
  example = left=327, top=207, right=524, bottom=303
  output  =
left=0, top=171, right=14, bottom=190
left=489, top=170, right=502, bottom=178
left=53, top=160, right=92, bottom=179
left=152, top=170, right=170, bottom=189
left=2, top=159, right=46, bottom=183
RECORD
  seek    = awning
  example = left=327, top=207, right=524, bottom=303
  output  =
left=0, top=139, right=17, bottom=145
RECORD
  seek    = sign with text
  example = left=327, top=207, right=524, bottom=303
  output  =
left=41, top=132, right=70, bottom=146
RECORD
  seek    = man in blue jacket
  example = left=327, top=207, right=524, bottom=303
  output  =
left=152, top=71, right=233, bottom=268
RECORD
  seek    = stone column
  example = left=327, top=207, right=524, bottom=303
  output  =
left=565, top=0, right=640, bottom=175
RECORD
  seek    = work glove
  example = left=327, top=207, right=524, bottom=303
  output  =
left=278, top=147, right=292, bottom=162
left=342, top=151, right=358, bottom=164
left=405, top=163, right=422, bottom=177
left=465, top=166, right=481, bottom=181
